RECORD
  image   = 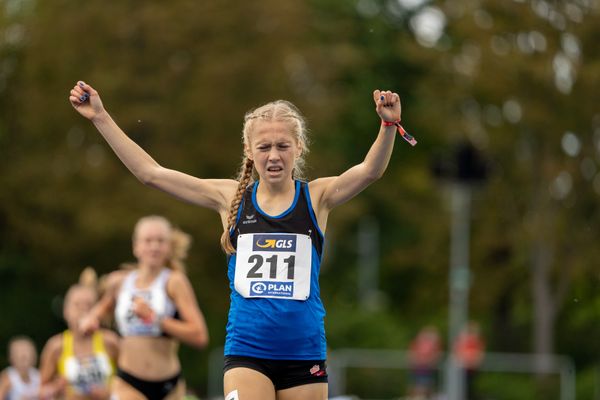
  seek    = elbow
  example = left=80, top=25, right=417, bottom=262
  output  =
left=136, top=166, right=161, bottom=186
left=365, top=169, right=385, bottom=183
left=190, top=330, right=209, bottom=349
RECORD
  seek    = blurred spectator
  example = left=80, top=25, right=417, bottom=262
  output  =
left=453, top=321, right=485, bottom=400
left=408, top=325, right=442, bottom=399
left=0, top=336, right=40, bottom=400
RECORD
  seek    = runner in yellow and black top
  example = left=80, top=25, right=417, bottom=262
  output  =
left=39, top=268, right=119, bottom=400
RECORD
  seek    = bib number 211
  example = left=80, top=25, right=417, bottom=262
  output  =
left=234, top=233, right=311, bottom=300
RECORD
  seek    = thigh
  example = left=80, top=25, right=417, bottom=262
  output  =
left=224, top=367, right=276, bottom=400
left=276, top=383, right=327, bottom=400
left=112, top=376, right=147, bottom=400
left=164, top=379, right=186, bottom=400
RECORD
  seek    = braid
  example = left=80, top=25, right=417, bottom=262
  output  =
left=220, top=157, right=254, bottom=254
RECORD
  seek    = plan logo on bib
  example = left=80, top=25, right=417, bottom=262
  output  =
left=250, top=281, right=294, bottom=297
left=253, top=234, right=296, bottom=252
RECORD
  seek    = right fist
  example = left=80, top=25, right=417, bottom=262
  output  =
left=78, top=314, right=99, bottom=335
left=69, top=81, right=105, bottom=121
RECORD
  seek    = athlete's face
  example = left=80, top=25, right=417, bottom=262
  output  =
left=247, top=120, right=301, bottom=184
left=133, top=220, right=172, bottom=268
left=9, top=340, right=36, bottom=371
left=64, top=286, right=96, bottom=328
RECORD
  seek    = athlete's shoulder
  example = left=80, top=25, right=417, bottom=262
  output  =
left=166, top=269, right=193, bottom=294
left=307, top=177, right=335, bottom=203
left=0, top=369, right=11, bottom=392
left=308, top=177, right=335, bottom=193
left=42, top=334, right=64, bottom=358
left=104, top=269, right=130, bottom=290
left=0, top=368, right=9, bottom=381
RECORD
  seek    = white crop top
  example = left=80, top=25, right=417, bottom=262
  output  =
left=6, top=367, right=40, bottom=400
left=115, top=268, right=177, bottom=337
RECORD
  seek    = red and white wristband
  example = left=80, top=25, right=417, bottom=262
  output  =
left=382, top=120, right=417, bottom=146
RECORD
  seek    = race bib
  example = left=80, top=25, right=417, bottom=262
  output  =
left=234, top=233, right=312, bottom=300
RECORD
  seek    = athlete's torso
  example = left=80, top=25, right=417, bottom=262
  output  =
left=225, top=180, right=327, bottom=360
left=6, top=367, right=40, bottom=400
left=115, top=269, right=176, bottom=337
left=57, top=330, right=114, bottom=397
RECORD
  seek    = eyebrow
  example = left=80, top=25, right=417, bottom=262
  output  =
left=255, top=139, right=293, bottom=146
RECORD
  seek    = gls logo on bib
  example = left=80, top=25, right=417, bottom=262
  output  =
left=253, top=234, right=296, bottom=252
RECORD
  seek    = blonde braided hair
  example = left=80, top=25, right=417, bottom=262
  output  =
left=219, top=100, right=309, bottom=255
left=220, top=157, right=254, bottom=254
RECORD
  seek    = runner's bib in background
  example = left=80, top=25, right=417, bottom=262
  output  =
left=234, top=233, right=312, bottom=300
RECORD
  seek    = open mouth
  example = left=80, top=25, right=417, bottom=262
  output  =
left=267, top=166, right=283, bottom=172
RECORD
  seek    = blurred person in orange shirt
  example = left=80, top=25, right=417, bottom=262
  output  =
left=453, top=321, right=485, bottom=400
left=408, top=326, right=441, bottom=399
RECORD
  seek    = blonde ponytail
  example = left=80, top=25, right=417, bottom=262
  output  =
left=79, top=266, right=98, bottom=288
left=168, top=228, right=192, bottom=273
left=220, top=157, right=254, bottom=254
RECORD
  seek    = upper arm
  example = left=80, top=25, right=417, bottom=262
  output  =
left=167, top=272, right=207, bottom=331
left=95, top=270, right=126, bottom=318
left=310, top=163, right=377, bottom=212
left=39, top=336, right=62, bottom=383
left=145, top=167, right=238, bottom=212
left=0, top=370, right=11, bottom=399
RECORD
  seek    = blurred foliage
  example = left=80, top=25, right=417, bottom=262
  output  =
left=1, top=0, right=599, bottom=398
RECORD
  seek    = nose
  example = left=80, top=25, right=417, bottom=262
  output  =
left=268, top=147, right=281, bottom=161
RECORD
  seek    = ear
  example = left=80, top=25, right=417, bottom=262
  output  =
left=245, top=145, right=253, bottom=160
left=132, top=242, right=139, bottom=259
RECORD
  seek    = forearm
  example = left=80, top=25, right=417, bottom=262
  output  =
left=160, top=317, right=208, bottom=349
left=361, top=124, right=397, bottom=180
left=91, top=111, right=160, bottom=183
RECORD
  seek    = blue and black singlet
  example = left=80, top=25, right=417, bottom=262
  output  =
left=225, top=180, right=326, bottom=360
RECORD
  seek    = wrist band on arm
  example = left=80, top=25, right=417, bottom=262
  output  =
left=382, top=120, right=417, bottom=146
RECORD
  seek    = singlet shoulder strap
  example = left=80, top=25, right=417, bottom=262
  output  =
left=57, top=330, right=73, bottom=376
left=154, top=268, right=172, bottom=289
left=62, top=330, right=73, bottom=356
left=121, top=270, right=137, bottom=290
left=301, top=181, right=325, bottom=239
left=6, top=367, right=18, bottom=384
left=91, top=331, right=105, bottom=355
left=232, top=181, right=256, bottom=231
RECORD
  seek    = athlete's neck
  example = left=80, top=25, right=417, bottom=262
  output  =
left=15, top=367, right=31, bottom=381
left=68, top=326, right=87, bottom=341
left=256, top=179, right=296, bottom=216
left=136, top=264, right=163, bottom=285
left=257, top=178, right=295, bottom=197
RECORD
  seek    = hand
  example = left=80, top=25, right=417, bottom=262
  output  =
left=78, top=314, right=100, bottom=335
left=88, top=384, right=110, bottom=400
left=132, top=296, right=156, bottom=324
left=69, top=81, right=106, bottom=121
left=39, top=379, right=66, bottom=400
left=373, top=89, right=401, bottom=123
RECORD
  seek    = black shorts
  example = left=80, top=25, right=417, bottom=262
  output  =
left=223, top=355, right=328, bottom=390
left=117, top=369, right=181, bottom=400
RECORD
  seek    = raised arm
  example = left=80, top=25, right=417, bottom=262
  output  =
left=309, top=90, right=401, bottom=220
left=69, top=81, right=237, bottom=213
